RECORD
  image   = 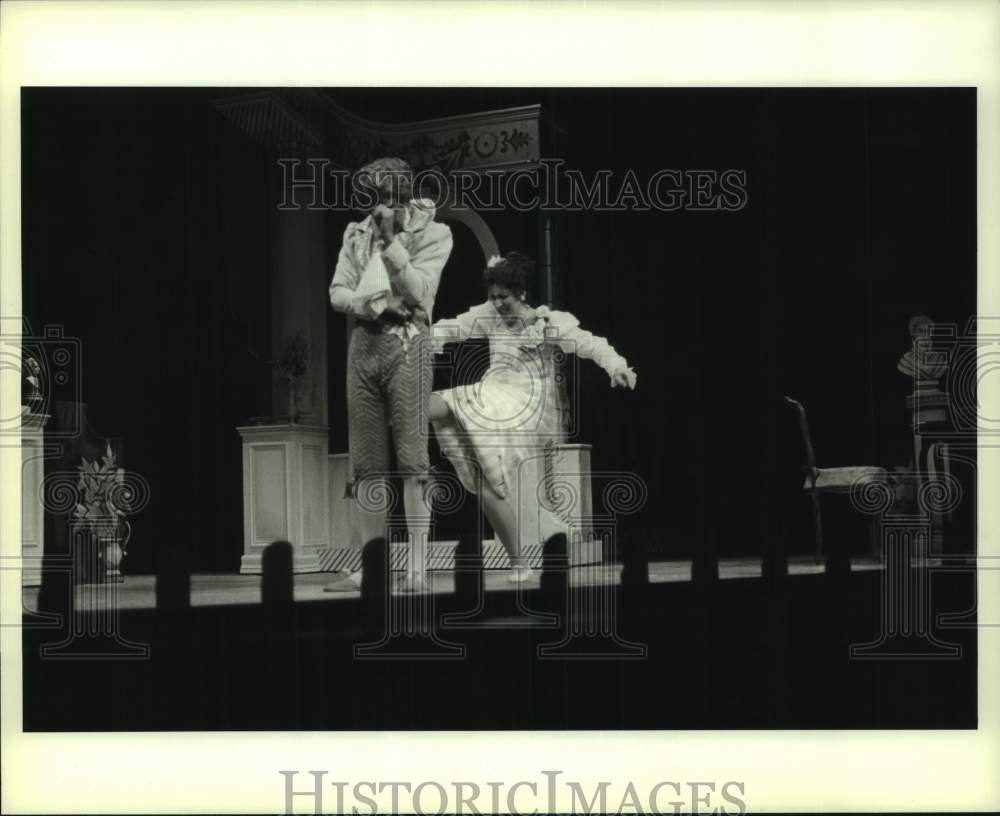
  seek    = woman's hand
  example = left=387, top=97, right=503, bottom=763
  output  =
left=611, top=367, right=637, bottom=390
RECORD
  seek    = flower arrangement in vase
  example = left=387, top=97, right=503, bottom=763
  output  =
left=72, top=442, right=131, bottom=583
left=273, top=331, right=310, bottom=424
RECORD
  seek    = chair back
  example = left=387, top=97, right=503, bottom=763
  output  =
left=783, top=396, right=819, bottom=488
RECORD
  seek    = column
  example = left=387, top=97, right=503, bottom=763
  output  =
left=271, top=143, right=329, bottom=427
left=20, top=411, right=49, bottom=586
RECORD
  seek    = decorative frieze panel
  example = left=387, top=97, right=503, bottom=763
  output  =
left=216, top=89, right=541, bottom=172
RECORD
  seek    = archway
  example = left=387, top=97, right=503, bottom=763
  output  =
left=437, top=203, right=499, bottom=261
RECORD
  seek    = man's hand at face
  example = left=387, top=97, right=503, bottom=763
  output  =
left=373, top=204, right=403, bottom=245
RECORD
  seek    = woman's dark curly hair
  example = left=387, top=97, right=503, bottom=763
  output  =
left=483, top=251, right=535, bottom=296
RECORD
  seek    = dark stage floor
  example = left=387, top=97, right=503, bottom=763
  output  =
left=21, top=554, right=885, bottom=611
left=20, top=555, right=977, bottom=732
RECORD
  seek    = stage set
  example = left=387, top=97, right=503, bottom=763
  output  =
left=17, top=87, right=979, bottom=730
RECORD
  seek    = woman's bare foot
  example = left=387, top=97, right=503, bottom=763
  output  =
left=508, top=560, right=536, bottom=583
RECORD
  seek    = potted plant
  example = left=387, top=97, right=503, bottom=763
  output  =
left=273, top=331, right=309, bottom=424
left=72, top=442, right=131, bottom=583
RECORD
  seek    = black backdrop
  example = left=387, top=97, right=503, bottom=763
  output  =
left=22, top=87, right=975, bottom=573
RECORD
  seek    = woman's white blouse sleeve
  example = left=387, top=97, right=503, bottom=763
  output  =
left=546, top=310, right=629, bottom=378
left=430, top=302, right=492, bottom=353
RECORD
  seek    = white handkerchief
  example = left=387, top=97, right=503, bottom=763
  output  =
left=353, top=249, right=392, bottom=316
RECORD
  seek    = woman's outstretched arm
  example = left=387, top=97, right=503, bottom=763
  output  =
left=545, top=309, right=637, bottom=389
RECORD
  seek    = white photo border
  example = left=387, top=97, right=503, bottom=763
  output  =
left=1, top=1, right=998, bottom=813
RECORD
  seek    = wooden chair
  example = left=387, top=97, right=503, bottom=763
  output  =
left=783, top=396, right=890, bottom=563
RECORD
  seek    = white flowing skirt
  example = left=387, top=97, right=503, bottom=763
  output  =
left=432, top=368, right=562, bottom=496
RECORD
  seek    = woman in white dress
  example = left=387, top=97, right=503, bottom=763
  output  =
left=429, top=252, right=637, bottom=581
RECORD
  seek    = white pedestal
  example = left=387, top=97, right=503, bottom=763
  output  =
left=518, top=442, right=601, bottom=567
left=21, top=411, right=49, bottom=586
left=237, top=423, right=330, bottom=574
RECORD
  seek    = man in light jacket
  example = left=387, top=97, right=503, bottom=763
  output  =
left=327, top=157, right=453, bottom=593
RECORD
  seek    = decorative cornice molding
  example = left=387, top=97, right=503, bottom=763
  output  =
left=215, top=89, right=541, bottom=173
left=214, top=92, right=324, bottom=154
